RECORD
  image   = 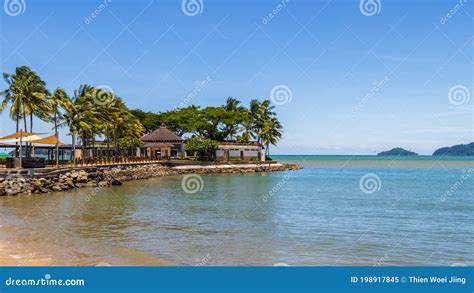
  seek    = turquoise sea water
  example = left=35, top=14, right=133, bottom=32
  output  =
left=0, top=155, right=473, bottom=266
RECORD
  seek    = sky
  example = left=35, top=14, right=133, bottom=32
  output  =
left=0, top=0, right=472, bottom=155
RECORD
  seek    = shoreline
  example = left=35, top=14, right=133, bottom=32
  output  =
left=0, top=162, right=302, bottom=196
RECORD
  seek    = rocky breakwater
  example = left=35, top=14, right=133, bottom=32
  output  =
left=0, top=163, right=302, bottom=196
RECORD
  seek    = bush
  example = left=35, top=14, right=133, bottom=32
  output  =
left=0, top=157, right=6, bottom=165
left=185, top=137, right=218, bottom=161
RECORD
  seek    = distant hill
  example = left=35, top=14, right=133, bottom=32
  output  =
left=433, top=142, right=474, bottom=156
left=377, top=148, right=418, bottom=156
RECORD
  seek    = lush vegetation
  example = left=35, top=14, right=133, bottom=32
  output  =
left=131, top=97, right=283, bottom=156
left=377, top=148, right=418, bottom=156
left=1, top=66, right=144, bottom=160
left=184, top=137, right=218, bottom=160
left=1, top=66, right=283, bottom=161
left=433, top=142, right=474, bottom=156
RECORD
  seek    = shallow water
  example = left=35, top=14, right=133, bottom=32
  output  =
left=0, top=156, right=473, bottom=266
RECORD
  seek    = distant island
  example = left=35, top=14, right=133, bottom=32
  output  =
left=377, top=148, right=418, bottom=156
left=433, top=142, right=474, bottom=156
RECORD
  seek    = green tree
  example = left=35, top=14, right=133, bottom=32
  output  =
left=184, top=136, right=218, bottom=161
left=48, top=87, right=68, bottom=167
left=130, top=109, right=163, bottom=133
left=223, top=97, right=246, bottom=140
left=60, top=85, right=98, bottom=163
left=160, top=105, right=201, bottom=136
left=248, top=99, right=282, bottom=156
left=260, top=117, right=283, bottom=156
left=1, top=66, right=50, bottom=157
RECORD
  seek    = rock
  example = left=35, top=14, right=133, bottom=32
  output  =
left=86, top=180, right=98, bottom=187
left=98, top=181, right=109, bottom=187
left=111, top=179, right=122, bottom=186
left=1, top=162, right=302, bottom=197
left=52, top=185, right=63, bottom=192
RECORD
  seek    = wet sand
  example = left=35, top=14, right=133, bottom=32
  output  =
left=0, top=223, right=167, bottom=266
left=0, top=241, right=52, bottom=266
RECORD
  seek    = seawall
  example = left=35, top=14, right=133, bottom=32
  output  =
left=0, top=163, right=302, bottom=196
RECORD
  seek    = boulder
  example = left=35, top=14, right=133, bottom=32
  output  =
left=111, top=179, right=122, bottom=186
left=52, top=185, right=63, bottom=192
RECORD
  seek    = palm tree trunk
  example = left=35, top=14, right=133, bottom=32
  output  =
left=54, top=113, right=59, bottom=168
left=29, top=113, right=33, bottom=158
left=105, top=128, right=110, bottom=159
left=22, top=108, right=28, bottom=158
left=72, top=132, right=76, bottom=167
left=107, top=139, right=110, bottom=159
left=81, top=134, right=85, bottom=162
left=92, top=137, right=96, bottom=163
left=15, top=116, right=19, bottom=157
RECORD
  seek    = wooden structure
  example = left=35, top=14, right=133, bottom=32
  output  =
left=140, top=127, right=184, bottom=159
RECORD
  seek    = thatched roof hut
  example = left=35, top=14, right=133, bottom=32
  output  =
left=140, top=127, right=183, bottom=159
left=141, top=127, right=183, bottom=143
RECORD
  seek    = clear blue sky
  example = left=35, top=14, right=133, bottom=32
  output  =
left=1, top=0, right=472, bottom=154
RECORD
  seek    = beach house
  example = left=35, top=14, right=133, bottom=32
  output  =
left=215, top=142, right=265, bottom=162
left=140, top=127, right=184, bottom=159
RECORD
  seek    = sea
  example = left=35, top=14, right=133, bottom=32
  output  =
left=0, top=155, right=472, bottom=266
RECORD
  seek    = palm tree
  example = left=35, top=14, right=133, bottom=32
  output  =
left=61, top=85, right=144, bottom=163
left=250, top=99, right=281, bottom=156
left=49, top=88, right=68, bottom=167
left=0, top=66, right=50, bottom=158
left=0, top=72, right=21, bottom=156
left=110, top=109, right=144, bottom=157
left=260, top=117, right=283, bottom=156
left=225, top=97, right=244, bottom=111
left=223, top=97, right=245, bottom=140
left=237, top=109, right=255, bottom=143
left=61, top=85, right=99, bottom=164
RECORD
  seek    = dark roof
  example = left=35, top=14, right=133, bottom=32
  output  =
left=217, top=141, right=262, bottom=147
left=141, top=127, right=183, bottom=142
left=143, top=142, right=174, bottom=148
